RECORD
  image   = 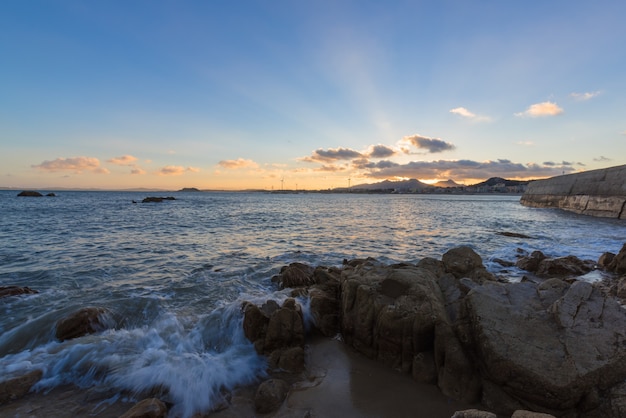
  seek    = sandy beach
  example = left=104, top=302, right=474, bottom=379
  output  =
left=0, top=335, right=479, bottom=418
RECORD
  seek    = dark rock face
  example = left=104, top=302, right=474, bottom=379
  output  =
left=55, top=307, right=114, bottom=341
left=516, top=250, right=595, bottom=277
left=17, top=190, right=43, bottom=197
left=0, top=369, right=43, bottom=404
left=0, top=286, right=38, bottom=298
left=254, top=379, right=289, bottom=414
left=119, top=398, right=168, bottom=418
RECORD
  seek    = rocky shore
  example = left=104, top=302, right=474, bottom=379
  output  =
left=1, top=245, right=625, bottom=418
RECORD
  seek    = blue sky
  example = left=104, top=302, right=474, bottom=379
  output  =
left=2, top=0, right=625, bottom=190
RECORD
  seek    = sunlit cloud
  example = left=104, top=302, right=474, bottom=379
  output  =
left=570, top=91, right=601, bottom=101
left=107, top=155, right=138, bottom=165
left=299, top=147, right=363, bottom=163
left=32, top=156, right=105, bottom=174
left=217, top=158, right=260, bottom=169
left=449, top=107, right=491, bottom=122
left=398, top=134, right=456, bottom=154
left=360, top=158, right=576, bottom=180
left=157, top=165, right=199, bottom=176
left=366, top=144, right=397, bottom=159
left=516, top=140, right=535, bottom=146
left=515, top=101, right=564, bottom=117
left=131, top=167, right=147, bottom=175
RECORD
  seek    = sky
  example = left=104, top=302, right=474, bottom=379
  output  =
left=1, top=1, right=625, bottom=190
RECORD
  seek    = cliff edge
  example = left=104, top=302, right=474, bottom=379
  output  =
left=520, top=164, right=626, bottom=219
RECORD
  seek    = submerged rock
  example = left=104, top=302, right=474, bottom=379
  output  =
left=55, top=307, right=114, bottom=341
left=119, top=398, right=167, bottom=418
left=0, top=369, right=43, bottom=404
left=0, top=286, right=38, bottom=298
left=254, top=379, right=289, bottom=414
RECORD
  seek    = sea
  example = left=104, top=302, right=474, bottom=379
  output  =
left=1, top=190, right=625, bottom=417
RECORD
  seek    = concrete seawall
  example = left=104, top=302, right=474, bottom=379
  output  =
left=520, top=164, right=626, bottom=219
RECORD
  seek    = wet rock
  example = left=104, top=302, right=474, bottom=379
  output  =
left=511, top=411, right=556, bottom=418
left=451, top=409, right=496, bottom=418
left=442, top=246, right=484, bottom=278
left=496, top=231, right=533, bottom=239
left=254, top=379, right=289, bottom=414
left=17, top=190, right=42, bottom=197
left=517, top=251, right=595, bottom=277
left=606, top=243, right=626, bottom=274
left=272, top=262, right=315, bottom=288
left=0, top=286, right=38, bottom=298
left=119, top=398, right=167, bottom=418
left=55, top=307, right=114, bottom=341
left=141, top=197, right=176, bottom=203
left=0, top=369, right=43, bottom=404
left=516, top=250, right=546, bottom=273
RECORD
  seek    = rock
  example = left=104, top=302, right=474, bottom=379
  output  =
left=308, top=287, right=340, bottom=336
left=46, top=192, right=56, bottom=197
left=516, top=250, right=546, bottom=273
left=451, top=409, right=496, bottom=418
left=536, top=255, right=595, bottom=277
left=141, top=197, right=176, bottom=203
left=411, top=351, right=437, bottom=383
left=617, top=277, right=626, bottom=300
left=598, top=252, right=615, bottom=269
left=511, top=411, right=557, bottom=418
left=272, top=262, right=315, bottom=288
left=264, top=298, right=304, bottom=353
left=17, top=190, right=42, bottom=197
left=607, top=243, right=626, bottom=274
left=0, top=369, right=43, bottom=404
left=465, top=279, right=626, bottom=413
left=442, top=246, right=484, bottom=278
left=0, top=286, right=38, bottom=298
left=55, top=307, right=114, bottom=341
left=496, top=231, right=533, bottom=239
left=277, top=346, right=305, bottom=373
left=254, top=379, right=289, bottom=414
left=119, top=398, right=168, bottom=418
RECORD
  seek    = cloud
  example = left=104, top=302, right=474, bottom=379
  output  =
left=157, top=166, right=199, bottom=176
left=449, top=107, right=491, bottom=122
left=107, top=155, right=138, bottom=165
left=360, top=158, right=576, bottom=180
left=32, top=156, right=105, bottom=173
left=593, top=156, right=611, bottom=162
left=515, top=101, right=564, bottom=117
left=399, top=134, right=456, bottom=153
left=217, top=158, right=260, bottom=169
left=570, top=91, right=601, bottom=101
left=366, top=144, right=397, bottom=159
left=299, top=147, right=363, bottom=163
left=131, top=167, right=147, bottom=175
left=516, top=140, right=535, bottom=146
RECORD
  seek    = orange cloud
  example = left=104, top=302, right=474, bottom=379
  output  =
left=217, top=158, right=259, bottom=169
left=515, top=101, right=564, bottom=117
left=32, top=156, right=105, bottom=173
left=158, top=165, right=200, bottom=176
left=449, top=107, right=491, bottom=122
left=107, top=155, right=138, bottom=165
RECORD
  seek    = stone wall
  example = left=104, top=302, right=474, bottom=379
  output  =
left=520, top=164, right=626, bottom=219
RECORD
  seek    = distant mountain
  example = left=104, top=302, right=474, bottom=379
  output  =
left=432, top=179, right=460, bottom=188
left=470, top=177, right=531, bottom=187
left=350, top=178, right=432, bottom=191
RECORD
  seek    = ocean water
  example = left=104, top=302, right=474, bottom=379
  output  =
left=1, top=190, right=624, bottom=416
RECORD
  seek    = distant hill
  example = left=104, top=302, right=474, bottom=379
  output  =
left=470, top=177, right=531, bottom=187
left=347, top=177, right=530, bottom=191
left=432, top=179, right=460, bottom=188
left=350, top=178, right=432, bottom=191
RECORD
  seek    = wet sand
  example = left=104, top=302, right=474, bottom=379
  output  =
left=0, top=336, right=481, bottom=417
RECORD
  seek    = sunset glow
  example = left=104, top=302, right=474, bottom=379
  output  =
left=1, top=1, right=625, bottom=191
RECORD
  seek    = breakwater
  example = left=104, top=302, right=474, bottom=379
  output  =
left=520, top=164, right=626, bottom=219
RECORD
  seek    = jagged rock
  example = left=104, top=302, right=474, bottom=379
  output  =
left=465, top=279, right=626, bottom=413
left=607, top=243, right=626, bottom=274
left=55, top=307, right=114, bottom=341
left=451, top=409, right=496, bottom=418
left=0, top=286, right=38, bottom=298
left=254, top=379, right=289, bottom=414
left=119, top=398, right=167, bottom=418
left=272, top=262, right=315, bottom=288
left=0, top=369, right=43, bottom=404
left=516, top=250, right=546, bottom=273
left=442, top=246, right=484, bottom=278
left=511, top=411, right=556, bottom=418
left=517, top=251, right=595, bottom=277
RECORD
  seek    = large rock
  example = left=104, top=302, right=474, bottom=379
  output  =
left=17, top=190, right=43, bottom=197
left=119, top=398, right=167, bottom=418
left=55, top=307, right=114, bottom=341
left=516, top=251, right=594, bottom=277
left=254, top=379, right=289, bottom=414
left=0, top=369, right=43, bottom=404
left=465, top=279, right=626, bottom=414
